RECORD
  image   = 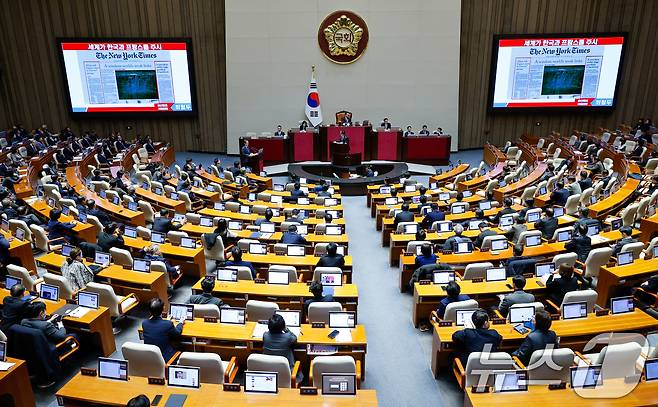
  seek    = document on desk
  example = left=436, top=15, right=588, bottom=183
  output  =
left=335, top=329, right=352, bottom=343
left=69, top=307, right=91, bottom=318
left=590, top=235, right=610, bottom=244
left=251, top=323, right=269, bottom=339
left=307, top=344, right=338, bottom=355
left=0, top=361, right=15, bottom=371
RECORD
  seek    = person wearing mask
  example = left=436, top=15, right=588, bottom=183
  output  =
left=47, top=209, right=77, bottom=244
left=422, top=203, right=445, bottom=230
left=393, top=203, right=415, bottom=230
left=141, top=298, right=184, bottom=360
left=534, top=207, right=558, bottom=240
left=474, top=222, right=497, bottom=249
left=504, top=217, right=527, bottom=244
left=415, top=243, right=437, bottom=268
left=317, top=242, right=345, bottom=268
left=263, top=314, right=299, bottom=376
left=436, top=281, right=471, bottom=318
left=550, top=181, right=570, bottom=207
left=304, top=281, right=334, bottom=313
left=612, top=226, right=637, bottom=256
left=511, top=310, right=558, bottom=365
left=97, top=223, right=125, bottom=252
left=452, top=309, right=503, bottom=365
left=153, top=209, right=182, bottom=234
left=254, top=208, right=274, bottom=226
left=442, top=224, right=472, bottom=251
left=565, top=224, right=592, bottom=263
left=281, top=224, right=308, bottom=245
left=20, top=301, right=69, bottom=344
left=225, top=247, right=257, bottom=279
left=61, top=247, right=94, bottom=291
left=1, top=284, right=30, bottom=332
left=187, top=276, right=223, bottom=307
left=546, top=265, right=580, bottom=305
left=498, top=275, right=535, bottom=316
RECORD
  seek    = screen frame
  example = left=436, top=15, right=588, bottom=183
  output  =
left=321, top=373, right=357, bottom=396
left=487, top=32, right=628, bottom=113
left=244, top=370, right=279, bottom=394
left=55, top=37, right=198, bottom=118
left=167, top=365, right=201, bottom=389
left=98, top=357, right=129, bottom=381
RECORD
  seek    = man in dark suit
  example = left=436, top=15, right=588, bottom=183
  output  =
left=422, top=203, right=445, bottom=230
left=142, top=298, right=184, bottom=360
left=304, top=281, right=334, bottom=313
left=505, top=245, right=530, bottom=277
left=511, top=310, right=558, bottom=365
left=393, top=203, right=415, bottom=230
left=1, top=284, right=30, bottom=332
left=534, top=207, right=558, bottom=239
left=316, top=242, right=345, bottom=268
left=550, top=181, right=570, bottom=207
left=380, top=118, right=392, bottom=130
left=578, top=170, right=593, bottom=191
left=565, top=224, right=592, bottom=262
left=575, top=207, right=603, bottom=231
left=493, top=197, right=516, bottom=224
left=612, top=226, right=637, bottom=256
left=274, top=125, right=286, bottom=137
left=546, top=265, right=580, bottom=305
left=86, top=199, right=111, bottom=227
left=289, top=183, right=306, bottom=202
left=187, top=277, right=224, bottom=308
left=474, top=222, right=497, bottom=249
left=281, top=224, right=308, bottom=245
left=442, top=224, right=472, bottom=251
left=452, top=309, right=503, bottom=365
left=284, top=208, right=303, bottom=224
left=419, top=125, right=430, bottom=135
left=498, top=275, right=535, bottom=316
left=339, top=130, right=349, bottom=145
left=414, top=243, right=438, bottom=269
left=152, top=209, right=182, bottom=234
left=504, top=217, right=527, bottom=244
left=20, top=301, right=69, bottom=344
left=404, top=125, right=414, bottom=137
left=96, top=223, right=125, bottom=252
left=241, top=139, right=256, bottom=167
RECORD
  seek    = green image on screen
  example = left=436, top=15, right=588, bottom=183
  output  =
left=541, top=65, right=585, bottom=95
left=115, top=70, right=158, bottom=100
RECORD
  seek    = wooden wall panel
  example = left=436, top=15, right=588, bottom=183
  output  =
left=0, top=0, right=226, bottom=152
left=459, top=0, right=658, bottom=149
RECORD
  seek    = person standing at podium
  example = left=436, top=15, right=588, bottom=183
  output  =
left=404, top=125, right=415, bottom=137
left=420, top=125, right=430, bottom=135
left=339, top=130, right=350, bottom=146
left=381, top=117, right=392, bottom=130
left=241, top=139, right=259, bottom=167
left=299, top=120, right=309, bottom=131
left=274, top=125, right=286, bottom=137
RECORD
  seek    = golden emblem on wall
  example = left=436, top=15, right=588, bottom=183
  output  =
left=318, top=11, right=369, bottom=64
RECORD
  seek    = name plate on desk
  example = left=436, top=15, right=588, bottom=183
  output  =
left=254, top=278, right=266, bottom=284
left=548, top=382, right=567, bottom=390
left=148, top=377, right=165, bottom=385
left=419, top=280, right=431, bottom=285
left=81, top=367, right=97, bottom=376
left=300, top=387, right=318, bottom=395
left=471, top=277, right=484, bottom=283
left=203, top=316, right=218, bottom=323
left=492, top=318, right=506, bottom=325
left=438, top=321, right=453, bottom=327
left=311, top=322, right=326, bottom=328
left=471, top=385, right=490, bottom=393
left=223, top=383, right=241, bottom=392
left=596, top=309, right=610, bottom=316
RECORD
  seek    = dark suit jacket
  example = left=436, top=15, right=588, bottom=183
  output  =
left=281, top=232, right=308, bottom=245
left=498, top=290, right=535, bottom=316
left=550, top=188, right=570, bottom=206
left=422, top=210, right=445, bottom=229
left=1, top=296, right=30, bottom=332
left=142, top=317, right=183, bottom=360
left=187, top=293, right=223, bottom=308
left=511, top=329, right=558, bottom=365
left=263, top=330, right=297, bottom=368
left=579, top=178, right=593, bottom=191
left=565, top=235, right=592, bottom=262
left=290, top=189, right=306, bottom=201
left=452, top=328, right=503, bottom=365
left=89, top=208, right=111, bottom=226
left=393, top=211, right=415, bottom=229
left=534, top=217, right=558, bottom=239
left=153, top=217, right=176, bottom=234
left=493, top=207, right=516, bottom=224
left=97, top=232, right=124, bottom=252
left=546, top=275, right=579, bottom=305
left=317, top=254, right=345, bottom=268
left=442, top=235, right=472, bottom=251
left=505, top=256, right=533, bottom=277
left=474, top=229, right=497, bottom=248
left=613, top=237, right=637, bottom=256
left=20, top=318, right=68, bottom=344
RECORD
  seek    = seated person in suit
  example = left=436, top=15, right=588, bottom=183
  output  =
left=224, top=247, right=257, bottom=279
left=566, top=175, right=582, bottom=196
left=505, top=245, right=530, bottom=277
left=518, top=198, right=536, bottom=219
left=229, top=161, right=242, bottom=179
left=442, top=224, right=472, bottom=251
left=421, top=203, right=445, bottom=230
left=47, top=209, right=77, bottom=244
left=419, top=125, right=430, bottom=135
left=380, top=117, right=392, bottom=130
left=612, top=226, right=637, bottom=256
left=263, top=313, right=298, bottom=373
left=142, top=298, right=184, bottom=361
left=575, top=207, right=602, bottom=231
left=498, top=275, right=535, bottom=316
left=534, top=207, right=558, bottom=239
left=285, top=208, right=304, bottom=224
left=393, top=203, right=415, bottom=230
left=404, top=125, right=414, bottom=137
left=511, top=310, right=558, bottom=365
left=504, top=217, right=527, bottom=244
left=550, top=181, right=570, bottom=207
left=20, top=301, right=69, bottom=344
left=289, top=183, right=306, bottom=202
left=281, top=224, right=308, bottom=246
left=436, top=281, right=471, bottom=318
left=187, top=276, right=224, bottom=308
left=317, top=242, right=345, bottom=268
left=578, top=170, right=593, bottom=191
left=274, top=125, right=286, bottom=137
left=452, top=309, right=503, bottom=365
left=299, top=120, right=309, bottom=131
left=492, top=197, right=516, bottom=224
left=152, top=209, right=183, bottom=234
left=96, top=222, right=125, bottom=252
left=433, top=127, right=444, bottom=135
left=546, top=265, right=580, bottom=305
left=474, top=222, right=497, bottom=249
left=17, top=205, right=42, bottom=226
left=1, top=284, right=30, bottom=332
left=317, top=185, right=332, bottom=197
left=415, top=243, right=437, bottom=268
left=304, top=281, right=334, bottom=313
left=565, top=224, right=592, bottom=263
left=254, top=208, right=274, bottom=226
left=144, top=245, right=180, bottom=285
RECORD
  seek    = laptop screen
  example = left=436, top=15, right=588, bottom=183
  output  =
left=268, top=271, right=290, bottom=285
left=0, top=341, right=5, bottom=361
left=455, top=309, right=476, bottom=327
left=98, top=358, right=128, bottom=381
left=78, top=212, right=88, bottom=223
left=220, top=307, right=246, bottom=324
left=61, top=206, right=70, bottom=216
left=525, top=235, right=541, bottom=247
left=249, top=243, right=267, bottom=255
left=462, top=191, right=473, bottom=198
left=437, top=222, right=453, bottom=232
left=244, top=371, right=278, bottom=394
left=491, top=239, right=508, bottom=251
left=199, top=217, right=213, bottom=227
left=149, top=231, right=165, bottom=243
left=260, top=222, right=275, bottom=233
left=123, top=226, right=137, bottom=238
left=62, top=244, right=74, bottom=257
left=39, top=284, right=59, bottom=301
left=320, top=272, right=342, bottom=286
left=557, top=230, right=572, bottom=242
left=112, top=196, right=120, bottom=205
left=433, top=271, right=455, bottom=285
left=468, top=220, right=481, bottom=230
left=239, top=205, right=251, bottom=214
left=610, top=296, right=634, bottom=314
left=169, top=303, right=194, bottom=321
left=180, top=237, right=196, bottom=249
left=329, top=311, right=356, bottom=328
left=499, top=216, right=514, bottom=227
left=562, top=302, right=587, bottom=319
left=325, top=198, right=338, bottom=206
left=325, top=225, right=342, bottom=235
left=452, top=205, right=465, bottom=214
left=248, top=193, right=256, bottom=201
left=172, top=213, right=185, bottom=223
left=128, top=201, right=138, bottom=212
left=535, top=262, right=555, bottom=277
left=570, top=365, right=602, bottom=388
left=438, top=193, right=450, bottom=201
left=509, top=306, right=535, bottom=323
left=553, top=206, right=565, bottom=217
left=322, top=373, right=357, bottom=396
left=379, top=186, right=391, bottom=194
left=455, top=242, right=473, bottom=254
left=589, top=195, right=597, bottom=204
left=404, top=185, right=416, bottom=192
left=287, top=245, right=305, bottom=256
left=586, top=225, right=599, bottom=236
left=216, top=268, right=237, bottom=282
left=78, top=291, right=99, bottom=309
left=133, top=258, right=150, bottom=272
left=527, top=211, right=541, bottom=222
left=213, top=202, right=225, bottom=210
left=404, top=224, right=418, bottom=234
left=479, top=201, right=492, bottom=210
left=273, top=184, right=285, bottom=192
left=617, top=251, right=634, bottom=266
left=296, top=225, right=308, bottom=235
left=411, top=196, right=420, bottom=204
left=167, top=365, right=200, bottom=389
left=153, top=187, right=163, bottom=195
left=493, top=370, right=528, bottom=393
left=228, top=220, right=242, bottom=230
left=94, top=252, right=110, bottom=266
left=645, top=359, right=658, bottom=381
left=275, top=310, right=301, bottom=327
left=270, top=195, right=283, bottom=204
left=485, top=267, right=507, bottom=282
left=4, top=276, right=20, bottom=290
left=610, top=219, right=622, bottom=230
left=297, top=197, right=310, bottom=205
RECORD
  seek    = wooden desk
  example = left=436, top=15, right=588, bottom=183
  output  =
left=493, top=162, right=547, bottom=202
left=0, top=358, right=34, bottom=407
left=196, top=169, right=250, bottom=198
left=430, top=309, right=658, bottom=377
left=0, top=230, right=37, bottom=273
left=122, top=236, right=206, bottom=278
left=167, top=177, right=220, bottom=202
left=429, top=163, right=471, bottom=188
left=241, top=253, right=353, bottom=282
left=192, top=279, right=358, bottom=312
left=197, top=208, right=346, bottom=227
left=457, top=162, right=505, bottom=192
left=26, top=198, right=98, bottom=242
left=57, top=373, right=378, bottom=406
left=180, top=224, right=349, bottom=246
left=596, top=257, right=658, bottom=306
left=135, top=187, right=186, bottom=213
left=588, top=175, right=641, bottom=219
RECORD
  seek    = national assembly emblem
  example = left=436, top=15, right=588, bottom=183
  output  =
left=318, top=11, right=369, bottom=64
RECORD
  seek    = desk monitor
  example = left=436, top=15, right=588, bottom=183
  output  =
left=527, top=211, right=541, bottom=222
left=411, top=196, right=421, bottom=204
left=297, top=197, right=310, bottom=205
left=611, top=218, right=622, bottom=230
left=249, top=243, right=267, bottom=255
left=199, top=217, right=213, bottom=227
left=296, top=225, right=308, bottom=235
left=180, top=237, right=196, bottom=249
left=493, top=370, right=528, bottom=393
left=216, top=268, right=238, bottom=282
left=557, top=230, right=572, bottom=242
left=275, top=310, right=301, bottom=327
left=0, top=220, right=9, bottom=233
left=455, top=241, right=473, bottom=254
left=173, top=213, right=186, bottom=223
left=133, top=258, right=151, bottom=273
left=415, top=245, right=424, bottom=256
left=61, top=243, right=74, bottom=257
left=260, top=222, right=275, bottom=233
left=329, top=311, right=356, bottom=328
left=462, top=191, right=473, bottom=198
left=123, top=226, right=137, bottom=238
left=485, top=267, right=507, bottom=282
left=570, top=365, right=602, bottom=388
left=127, top=201, right=138, bottom=211
left=0, top=341, right=5, bottom=362
left=248, top=192, right=256, bottom=201
left=112, top=196, right=121, bottom=205
left=498, top=180, right=507, bottom=187
left=270, top=195, right=283, bottom=204
left=325, top=198, right=338, bottom=206
left=169, top=192, right=179, bottom=201
left=433, top=271, right=455, bottom=285
left=169, top=303, right=194, bottom=321
left=141, top=182, right=149, bottom=190
left=300, top=187, right=309, bottom=195
left=153, top=187, right=163, bottom=195
left=287, top=245, right=305, bottom=256
left=273, top=184, right=285, bottom=192
left=220, top=307, right=246, bottom=325
left=553, top=206, right=565, bottom=217
left=47, top=197, right=56, bottom=208
left=98, top=358, right=128, bottom=381
left=610, top=296, right=634, bottom=314
left=228, top=220, right=242, bottom=231
left=455, top=309, right=476, bottom=327
left=271, top=208, right=280, bottom=217
left=325, top=225, right=342, bottom=235
left=39, top=284, right=59, bottom=301
left=438, top=192, right=451, bottom=201
left=653, top=246, right=658, bottom=259
left=437, top=221, right=453, bottom=232
left=322, top=373, right=357, bottom=396
left=479, top=201, right=492, bottom=210
left=94, top=251, right=111, bottom=266
left=617, top=251, right=634, bottom=266
left=151, top=232, right=165, bottom=244
left=193, top=179, right=201, bottom=188
left=78, top=291, right=99, bottom=309
left=379, top=186, right=391, bottom=194
left=586, top=225, right=599, bottom=236
left=244, top=371, right=278, bottom=394
left=644, top=359, right=658, bottom=381
left=239, top=205, right=251, bottom=214
left=525, top=235, right=541, bottom=247
left=268, top=270, right=290, bottom=285
left=429, top=182, right=438, bottom=190
left=466, top=220, right=480, bottom=231
left=491, top=239, right=508, bottom=252
left=403, top=224, right=418, bottom=234
left=562, top=302, right=587, bottom=320
left=385, top=197, right=398, bottom=206
left=61, top=205, right=70, bottom=216
left=320, top=272, right=343, bottom=287
left=4, top=276, right=20, bottom=290
left=213, top=202, right=225, bottom=210
left=404, top=185, right=416, bottom=193
left=499, top=215, right=514, bottom=227
left=78, top=212, right=88, bottom=223
left=451, top=205, right=466, bottom=214
left=299, top=178, right=307, bottom=184
left=509, top=306, right=535, bottom=324
left=335, top=246, right=345, bottom=256
left=99, top=190, right=107, bottom=199
left=167, top=365, right=200, bottom=389
left=590, top=195, right=597, bottom=204
left=535, top=262, right=555, bottom=278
